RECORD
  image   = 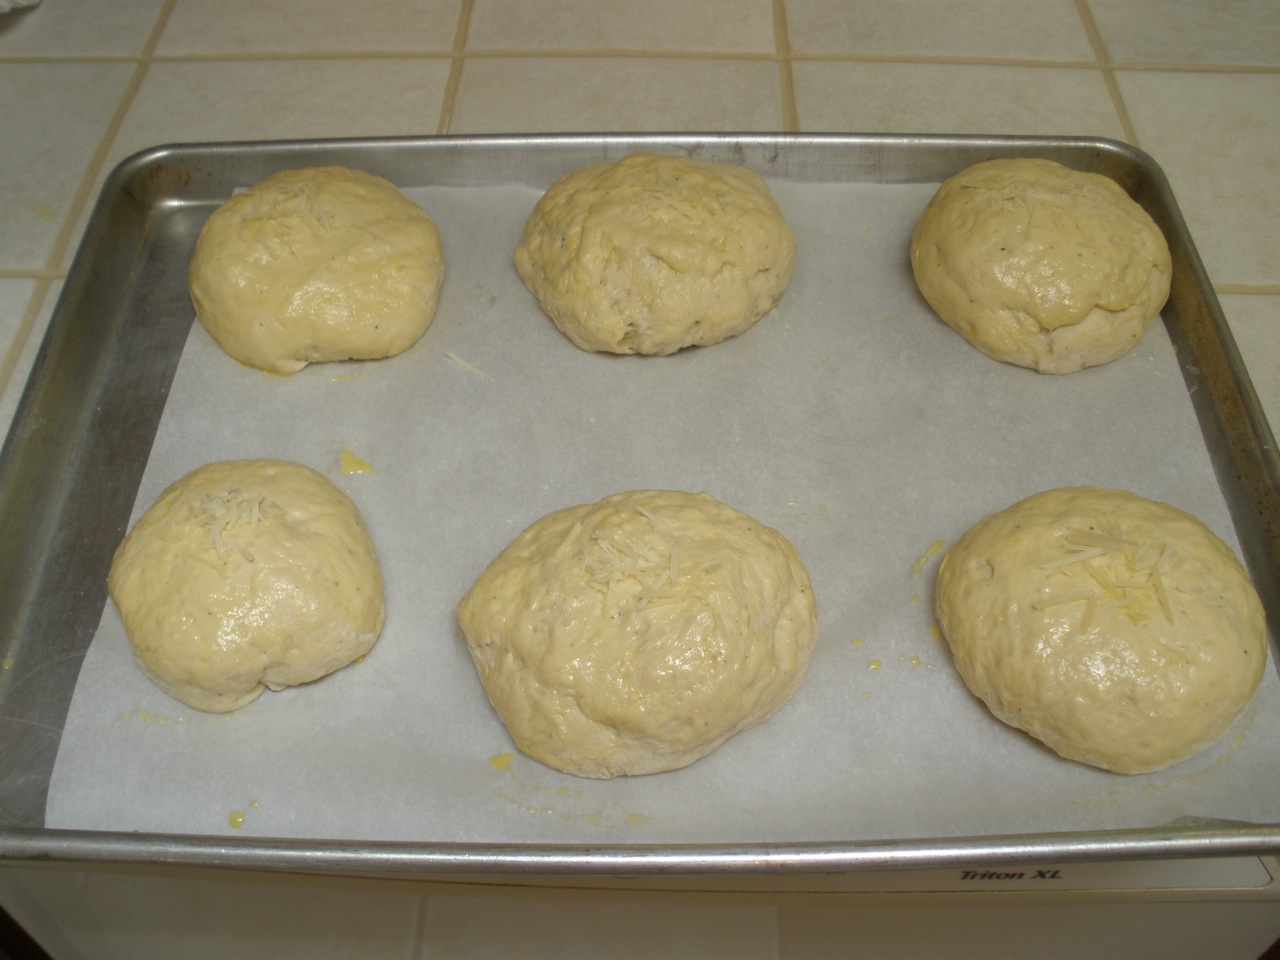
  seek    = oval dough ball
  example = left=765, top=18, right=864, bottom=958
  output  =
left=189, top=166, right=445, bottom=374
left=457, top=490, right=817, bottom=778
left=935, top=487, right=1267, bottom=774
left=910, top=158, right=1171, bottom=374
left=108, top=459, right=385, bottom=713
left=514, top=152, right=796, bottom=355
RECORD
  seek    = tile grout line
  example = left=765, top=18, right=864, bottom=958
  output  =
left=436, top=0, right=475, bottom=135
left=1074, top=0, right=1139, bottom=146
left=3, top=49, right=1277, bottom=75
left=409, top=889, right=431, bottom=958
left=774, top=0, right=798, bottom=132
left=0, top=0, right=177, bottom=406
left=38, top=0, right=176, bottom=276
left=0, top=269, right=67, bottom=281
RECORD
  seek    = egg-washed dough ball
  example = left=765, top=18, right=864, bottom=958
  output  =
left=514, top=152, right=796, bottom=355
left=457, top=490, right=817, bottom=778
left=910, top=158, right=1171, bottom=374
left=189, top=166, right=444, bottom=374
left=108, top=459, right=385, bottom=713
left=935, top=487, right=1267, bottom=774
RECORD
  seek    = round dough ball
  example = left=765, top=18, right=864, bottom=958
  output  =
left=108, top=459, right=385, bottom=713
left=457, top=490, right=817, bottom=778
left=935, top=487, right=1267, bottom=774
left=514, top=152, right=796, bottom=356
left=910, top=158, right=1171, bottom=374
left=189, top=166, right=445, bottom=374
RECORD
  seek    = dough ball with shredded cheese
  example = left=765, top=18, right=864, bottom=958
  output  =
left=457, top=490, right=817, bottom=778
left=910, top=158, right=1171, bottom=374
left=189, top=166, right=444, bottom=374
left=108, top=459, right=385, bottom=713
left=514, top=152, right=795, bottom=355
left=935, top=487, right=1266, bottom=773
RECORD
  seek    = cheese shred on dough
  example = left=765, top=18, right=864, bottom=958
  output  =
left=457, top=490, right=817, bottom=778
left=934, top=487, right=1267, bottom=773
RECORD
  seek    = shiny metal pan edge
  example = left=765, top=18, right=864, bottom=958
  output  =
left=1, top=133, right=1277, bottom=878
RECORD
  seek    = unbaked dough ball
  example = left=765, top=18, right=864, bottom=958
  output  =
left=935, top=487, right=1267, bottom=774
left=514, top=152, right=796, bottom=355
left=189, top=166, right=444, bottom=374
left=910, top=158, right=1171, bottom=374
left=108, top=459, right=385, bottom=713
left=457, top=490, right=817, bottom=778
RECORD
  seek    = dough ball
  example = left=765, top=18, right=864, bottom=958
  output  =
left=935, top=487, right=1267, bottom=774
left=457, top=490, right=817, bottom=778
left=514, top=152, right=796, bottom=355
left=108, top=459, right=385, bottom=713
left=189, top=166, right=445, bottom=374
left=910, top=158, right=1171, bottom=374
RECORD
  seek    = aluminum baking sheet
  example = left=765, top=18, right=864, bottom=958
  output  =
left=2, top=134, right=1279, bottom=879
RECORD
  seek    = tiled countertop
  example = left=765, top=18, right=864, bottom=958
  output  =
left=1, top=1, right=1279, bottom=958
left=1, top=0, right=1278, bottom=434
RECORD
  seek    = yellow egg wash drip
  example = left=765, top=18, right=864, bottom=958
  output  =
left=911, top=539, right=946, bottom=578
left=227, top=799, right=259, bottom=829
left=490, top=773, right=667, bottom=830
left=119, top=708, right=174, bottom=724
left=339, top=449, right=374, bottom=475
left=1, top=657, right=13, bottom=670
left=868, top=659, right=882, bottom=671
left=778, top=499, right=831, bottom=525
left=489, top=752, right=515, bottom=771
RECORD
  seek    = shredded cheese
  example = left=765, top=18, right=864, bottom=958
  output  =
left=189, top=490, right=283, bottom=562
left=579, top=509, right=688, bottom=613
left=445, top=351, right=487, bottom=378
left=1038, top=519, right=1177, bottom=628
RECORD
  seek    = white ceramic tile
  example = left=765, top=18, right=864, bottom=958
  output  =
left=0, top=864, right=423, bottom=960
left=0, top=61, right=134, bottom=270
left=422, top=890, right=779, bottom=960
left=157, top=0, right=463, bottom=55
left=108, top=58, right=450, bottom=165
left=467, top=0, right=776, bottom=53
left=450, top=56, right=783, bottom=133
left=777, top=900, right=1280, bottom=960
left=57, top=57, right=451, bottom=268
left=0, top=279, right=36, bottom=367
left=793, top=61, right=1126, bottom=137
left=0, top=279, right=41, bottom=440
left=1118, top=70, right=1280, bottom=286
left=1221, top=294, right=1280, bottom=434
left=0, top=280, right=56, bottom=442
left=0, top=0, right=167, bottom=56
left=785, top=0, right=1094, bottom=61
left=1088, top=0, right=1280, bottom=66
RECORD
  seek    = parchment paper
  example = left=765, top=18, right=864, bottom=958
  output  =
left=45, top=180, right=1280, bottom=844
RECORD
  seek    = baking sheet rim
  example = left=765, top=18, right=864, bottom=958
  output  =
left=2, top=132, right=1278, bottom=876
